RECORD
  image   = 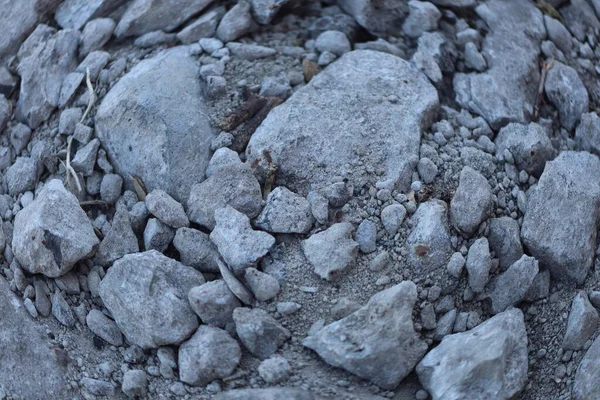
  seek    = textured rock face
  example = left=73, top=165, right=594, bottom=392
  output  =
left=55, top=0, right=127, bottom=30
left=247, top=50, right=438, bottom=195
left=573, top=335, right=600, bottom=399
left=337, top=0, right=407, bottom=36
left=406, top=200, right=452, bottom=272
left=544, top=61, right=589, bottom=131
left=95, top=47, right=213, bottom=202
left=417, top=308, right=528, bottom=400
left=115, top=0, right=215, bottom=38
left=449, top=166, right=493, bottom=236
left=12, top=180, right=99, bottom=278
left=99, top=251, right=205, bottom=349
left=0, top=277, right=75, bottom=400
left=521, top=151, right=600, bottom=284
left=453, top=0, right=545, bottom=129
left=304, top=281, right=427, bottom=389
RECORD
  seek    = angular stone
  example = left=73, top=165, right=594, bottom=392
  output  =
left=544, top=61, right=589, bottom=131
left=233, top=307, right=290, bottom=359
left=12, top=180, right=99, bottom=277
left=247, top=50, right=438, bottom=195
left=227, top=42, right=276, bottom=60
left=143, top=218, right=174, bottom=252
left=173, top=227, right=219, bottom=272
left=188, top=280, right=240, bottom=327
left=52, top=291, right=76, bottom=327
left=244, top=268, right=280, bottom=301
left=576, top=112, right=600, bottom=156
left=214, top=388, right=316, bottom=400
left=71, top=138, right=100, bottom=177
left=216, top=1, right=256, bottom=42
left=95, top=203, right=139, bottom=266
left=522, top=151, right=600, bottom=284
left=16, top=25, right=79, bottom=129
left=465, top=238, right=491, bottom=293
left=302, top=223, right=358, bottom=281
left=453, top=0, right=545, bottom=129
left=486, top=255, right=539, bottom=314
left=86, top=309, right=123, bottom=346
left=6, top=157, right=38, bottom=196
left=304, top=281, right=427, bottom=389
left=406, top=200, right=452, bottom=272
left=210, top=206, right=275, bottom=274
left=338, top=0, right=407, bottom=36
left=99, top=250, right=205, bottom=348
left=488, top=217, right=523, bottom=270
left=450, top=166, right=493, bottom=237
left=563, top=291, right=599, bottom=351
left=115, top=0, right=215, bottom=38
left=255, top=187, right=313, bottom=233
left=145, top=189, right=189, bottom=228
left=381, top=203, right=406, bottom=236
left=417, top=308, right=528, bottom=400
left=122, top=370, right=148, bottom=398
left=80, top=18, right=115, bottom=57
left=249, top=0, right=290, bottom=24
left=402, top=0, right=441, bottom=38
left=95, top=47, right=213, bottom=202
left=573, top=335, right=600, bottom=400
left=494, top=122, right=555, bottom=177
left=176, top=8, right=221, bottom=44
left=355, top=219, right=377, bottom=253
left=178, top=325, right=241, bottom=386
left=55, top=0, right=126, bottom=30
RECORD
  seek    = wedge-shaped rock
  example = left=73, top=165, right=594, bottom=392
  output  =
left=55, top=0, right=127, bottom=30
left=417, top=308, right=528, bottom=400
left=406, top=200, right=452, bottom=272
left=12, top=180, right=99, bottom=277
left=99, top=250, right=205, bottom=348
left=247, top=50, right=438, bottom=194
left=95, top=47, right=213, bottom=202
left=304, top=281, right=427, bottom=389
left=302, top=223, right=358, bottom=280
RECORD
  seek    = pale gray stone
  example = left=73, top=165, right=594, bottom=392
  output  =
left=406, top=200, right=452, bottom=272
left=302, top=223, right=358, bottom=281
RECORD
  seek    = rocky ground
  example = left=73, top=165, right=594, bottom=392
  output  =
left=1, top=0, right=600, bottom=399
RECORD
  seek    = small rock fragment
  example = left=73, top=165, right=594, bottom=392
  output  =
left=254, top=187, right=313, bottom=233
left=145, top=189, right=189, bottom=228
left=258, top=356, right=291, bottom=384
left=302, top=223, right=358, bottom=281
left=122, top=370, right=148, bottom=399
left=188, top=280, right=240, bottom=327
left=486, top=255, right=539, bottom=314
left=406, top=200, right=452, bottom=272
left=450, top=166, right=493, bottom=236
left=86, top=309, right=123, bottom=346
left=233, top=307, right=290, bottom=359
left=465, top=238, right=491, bottom=293
left=563, top=291, right=600, bottom=351
left=544, top=61, right=588, bottom=131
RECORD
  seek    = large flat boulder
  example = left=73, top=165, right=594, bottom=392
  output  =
left=453, top=0, right=545, bottom=130
left=246, top=50, right=438, bottom=195
left=95, top=47, right=213, bottom=202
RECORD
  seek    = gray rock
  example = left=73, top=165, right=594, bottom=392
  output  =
left=338, top=0, right=406, bottom=36
left=247, top=50, right=438, bottom=195
left=430, top=0, right=475, bottom=6
left=233, top=307, right=290, bottom=359
left=522, top=269, right=550, bottom=302
left=494, top=122, right=555, bottom=177
left=573, top=335, right=600, bottom=399
left=58, top=108, right=82, bottom=135
left=216, top=1, right=256, bottom=42
left=52, top=291, right=76, bottom=327
left=545, top=61, right=588, bottom=131
left=176, top=8, right=221, bottom=43
left=544, top=15, right=571, bottom=55
left=460, top=146, right=496, bottom=178
left=576, top=112, right=600, bottom=156
left=80, top=378, right=115, bottom=396
left=205, top=147, right=241, bottom=177
left=488, top=217, right=523, bottom=270
left=76, top=50, right=110, bottom=81
left=227, top=42, right=276, bottom=60
left=354, top=38, right=404, bottom=58
left=34, top=279, right=51, bottom=316
left=55, top=0, right=126, bottom=30
left=417, top=158, right=438, bottom=184
left=302, top=223, right=359, bottom=281
left=453, top=0, right=545, bottom=129
left=446, top=252, right=465, bottom=278
left=318, top=51, right=337, bottom=66
left=258, top=356, right=291, bottom=383
left=188, top=280, right=240, bottom=327
left=0, top=66, right=17, bottom=97
left=380, top=203, right=407, bottom=236
left=74, top=123, right=94, bottom=145
left=434, top=309, right=456, bottom=341
left=486, top=255, right=539, bottom=314
left=86, top=309, right=123, bottom=346
left=304, top=281, right=427, bottom=389
left=561, top=0, right=599, bottom=42
left=12, top=180, right=99, bottom=277
left=277, top=301, right=302, bottom=316
left=145, top=189, right=189, bottom=229
left=217, top=258, right=255, bottom=306
left=205, top=75, right=227, bottom=99
left=80, top=18, right=115, bottom=57
left=143, top=218, right=175, bottom=252
left=411, top=31, right=452, bottom=85
left=466, top=238, right=491, bottom=293
left=255, top=187, right=313, bottom=233
left=95, top=47, right=213, bottom=202
left=307, top=191, right=328, bottom=224
left=215, top=388, right=316, bottom=400
left=6, top=157, right=38, bottom=196
left=96, top=203, right=139, bottom=266
left=178, top=325, right=241, bottom=386
left=355, top=220, right=377, bottom=253
left=309, top=13, right=360, bottom=41
left=99, top=250, right=205, bottom=348
left=244, top=268, right=280, bottom=301
left=563, top=291, right=599, bottom=351
left=464, top=42, right=486, bottom=72
left=402, top=0, right=441, bottom=38
left=122, top=370, right=148, bottom=399
left=521, top=151, right=600, bottom=284
left=417, top=308, right=528, bottom=400
left=258, top=76, right=292, bottom=98
left=210, top=206, right=275, bottom=274
left=450, top=166, right=493, bottom=236
left=315, top=30, right=351, bottom=56
left=16, top=25, right=79, bottom=129
left=71, top=138, right=100, bottom=177
left=0, top=95, right=9, bottom=132
left=58, top=72, right=84, bottom=108
left=174, top=227, right=219, bottom=272
left=134, top=30, right=177, bottom=48
left=421, top=303, right=437, bottom=330
left=100, top=173, right=123, bottom=204
left=115, top=0, right=215, bottom=38
left=187, top=161, right=262, bottom=230
left=199, top=37, right=224, bottom=53
left=406, top=200, right=452, bottom=272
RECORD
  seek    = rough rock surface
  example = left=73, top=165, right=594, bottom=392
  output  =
left=302, top=223, right=359, bottom=280
left=55, top=0, right=126, bottom=30
left=573, top=335, right=600, bottom=400
left=486, top=255, right=539, bottom=314
left=99, top=251, right=205, bottom=348
left=337, top=0, right=406, bottom=36
left=247, top=50, right=438, bottom=194
left=544, top=61, right=589, bottom=131
left=453, top=0, right=545, bottom=129
left=233, top=307, right=290, bottom=359
left=450, top=166, right=493, bottom=236
left=95, top=47, right=213, bottom=202
left=254, top=187, right=313, bottom=233
left=406, top=200, right=452, bottom=272
left=563, top=291, right=599, bottom=351
left=522, top=152, right=600, bottom=284
left=95, top=203, right=139, bottom=266
left=417, top=308, right=528, bottom=400
left=12, top=180, right=99, bottom=277
left=304, top=281, right=427, bottom=389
